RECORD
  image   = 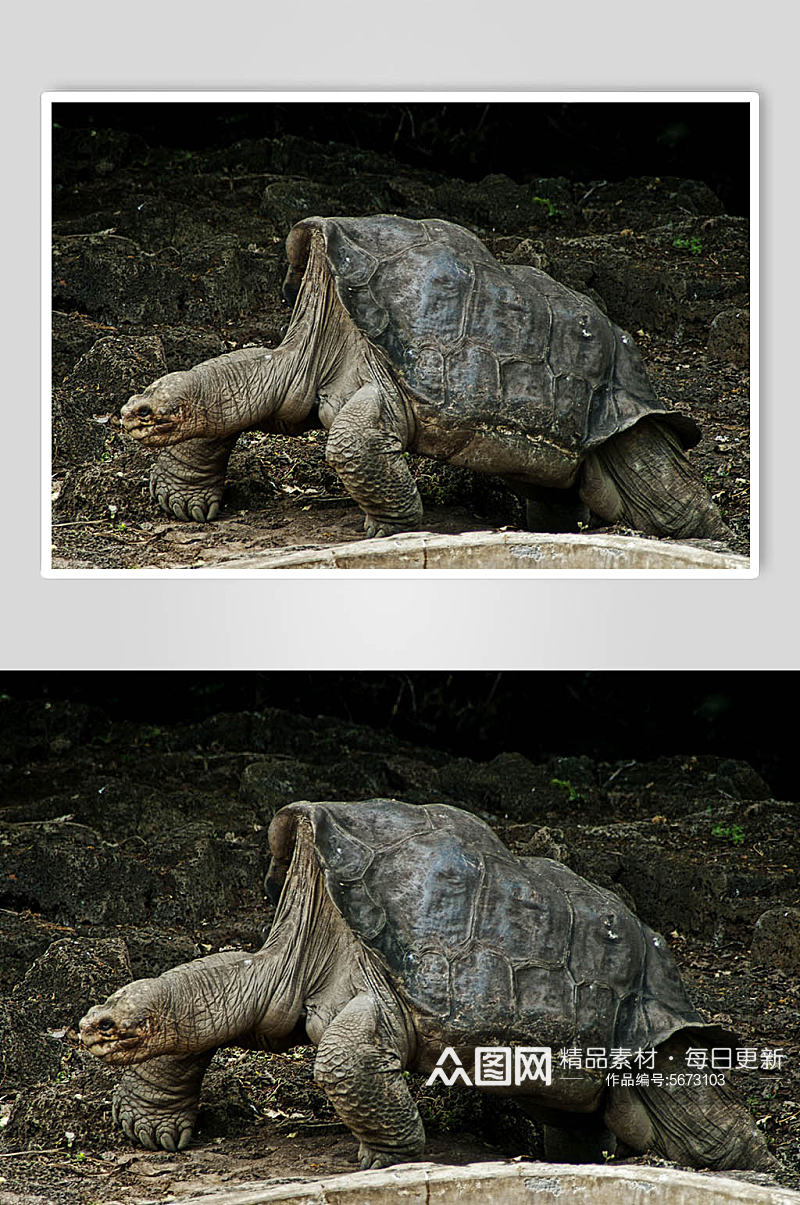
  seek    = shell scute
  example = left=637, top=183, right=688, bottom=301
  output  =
left=514, top=962, right=577, bottom=1029
left=474, top=853, right=572, bottom=965
left=369, top=243, right=473, bottom=347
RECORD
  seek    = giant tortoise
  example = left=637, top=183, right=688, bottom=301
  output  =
left=120, top=216, right=727, bottom=541
left=80, top=799, right=773, bottom=1172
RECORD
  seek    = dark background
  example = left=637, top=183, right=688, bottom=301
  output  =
left=1, top=673, right=791, bottom=798
left=52, top=100, right=751, bottom=216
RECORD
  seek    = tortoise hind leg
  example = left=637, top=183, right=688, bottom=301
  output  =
left=325, top=383, right=423, bottom=538
left=580, top=418, right=730, bottom=541
left=314, top=993, right=425, bottom=1168
left=516, top=1100, right=616, bottom=1162
left=502, top=478, right=590, bottom=534
left=605, top=1035, right=778, bottom=1172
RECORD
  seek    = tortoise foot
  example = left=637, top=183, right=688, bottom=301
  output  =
left=149, top=439, right=236, bottom=522
left=112, top=1070, right=197, bottom=1152
left=357, top=1141, right=406, bottom=1170
left=363, top=516, right=411, bottom=539
left=150, top=465, right=222, bottom=522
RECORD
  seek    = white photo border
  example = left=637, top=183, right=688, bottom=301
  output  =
left=42, top=91, right=759, bottom=580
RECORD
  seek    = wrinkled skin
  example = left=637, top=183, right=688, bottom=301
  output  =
left=120, top=219, right=729, bottom=542
left=81, top=802, right=774, bottom=1172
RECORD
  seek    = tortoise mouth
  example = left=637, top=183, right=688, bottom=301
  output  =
left=120, top=393, right=190, bottom=444
left=79, top=1017, right=149, bottom=1064
left=120, top=413, right=181, bottom=443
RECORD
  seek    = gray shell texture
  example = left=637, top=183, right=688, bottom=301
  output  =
left=287, top=215, right=699, bottom=455
left=267, top=799, right=715, bottom=1054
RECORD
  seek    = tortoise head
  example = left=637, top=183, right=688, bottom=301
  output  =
left=80, top=978, right=168, bottom=1065
left=121, top=371, right=204, bottom=446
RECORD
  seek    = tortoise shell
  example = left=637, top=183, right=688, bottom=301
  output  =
left=267, top=799, right=717, bottom=1053
left=284, top=215, right=699, bottom=458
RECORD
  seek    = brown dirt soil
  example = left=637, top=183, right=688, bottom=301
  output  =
left=0, top=698, right=796, bottom=1203
left=50, top=129, right=750, bottom=569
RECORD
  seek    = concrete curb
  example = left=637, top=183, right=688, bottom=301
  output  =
left=155, top=1160, right=798, bottom=1204
left=220, top=530, right=750, bottom=571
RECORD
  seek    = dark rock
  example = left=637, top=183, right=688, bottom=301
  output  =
left=156, top=325, right=229, bottom=372
left=0, top=821, right=159, bottom=927
left=123, top=926, right=202, bottom=980
left=63, top=335, right=167, bottom=412
left=439, top=752, right=599, bottom=822
left=52, top=126, right=147, bottom=187
left=519, top=825, right=570, bottom=864
left=750, top=907, right=800, bottom=972
left=4, top=1064, right=120, bottom=1151
left=0, top=700, right=100, bottom=763
left=52, top=383, right=109, bottom=465
left=52, top=311, right=119, bottom=381
left=603, top=836, right=729, bottom=938
left=579, top=176, right=724, bottom=227
left=0, top=937, right=130, bottom=1086
left=53, top=235, right=190, bottom=325
left=0, top=911, right=76, bottom=994
left=708, top=308, right=750, bottom=366
left=54, top=335, right=168, bottom=467
left=547, top=242, right=686, bottom=337
left=53, top=447, right=154, bottom=521
left=147, top=829, right=265, bottom=928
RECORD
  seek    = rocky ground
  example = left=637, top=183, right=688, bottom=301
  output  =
left=50, top=123, right=750, bottom=569
left=0, top=695, right=796, bottom=1203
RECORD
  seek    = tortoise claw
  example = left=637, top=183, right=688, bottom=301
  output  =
left=135, top=1123, right=159, bottom=1151
left=357, top=1142, right=398, bottom=1170
left=363, top=516, right=407, bottom=539
left=149, top=460, right=224, bottom=523
left=112, top=1074, right=198, bottom=1153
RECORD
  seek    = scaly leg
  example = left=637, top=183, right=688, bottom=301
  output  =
left=325, top=383, right=423, bottom=538
left=605, top=1035, right=778, bottom=1171
left=580, top=419, right=729, bottom=541
left=314, top=994, right=425, bottom=1169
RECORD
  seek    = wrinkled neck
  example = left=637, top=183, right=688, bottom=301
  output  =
left=261, top=826, right=358, bottom=1020
left=188, top=347, right=288, bottom=436
left=190, top=233, right=360, bottom=436
left=152, top=837, right=330, bottom=1054
left=272, top=232, right=363, bottom=418
left=262, top=833, right=334, bottom=997
left=156, top=948, right=279, bottom=1053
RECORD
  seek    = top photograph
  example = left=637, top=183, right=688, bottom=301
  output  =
left=45, top=93, right=756, bottom=575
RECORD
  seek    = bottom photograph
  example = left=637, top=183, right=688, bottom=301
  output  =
left=0, top=673, right=797, bottom=1204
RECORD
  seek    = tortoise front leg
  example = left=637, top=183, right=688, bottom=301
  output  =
left=113, top=1051, right=214, bottom=1151
left=324, top=383, right=423, bottom=538
left=314, top=994, right=425, bottom=1169
left=150, top=434, right=238, bottom=521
